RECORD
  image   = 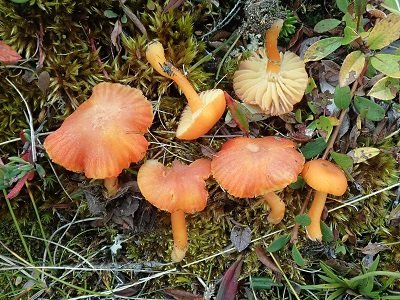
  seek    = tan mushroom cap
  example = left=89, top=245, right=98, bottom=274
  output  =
left=176, top=89, right=226, bottom=140
left=233, top=50, right=308, bottom=116
left=302, top=159, right=348, bottom=196
left=211, top=136, right=305, bottom=198
left=44, top=82, right=153, bottom=179
left=137, top=159, right=211, bottom=213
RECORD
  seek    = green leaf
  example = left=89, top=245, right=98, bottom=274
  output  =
left=368, top=76, right=399, bottom=100
left=327, top=288, right=347, bottom=300
left=10, top=0, right=29, bottom=3
left=321, top=221, right=334, bottom=242
left=250, top=277, right=282, bottom=290
left=334, top=85, right=352, bottom=109
left=336, top=0, right=349, bottom=13
left=303, top=37, right=343, bottom=63
left=316, top=116, right=334, bottom=141
left=121, top=14, right=128, bottom=24
left=225, top=91, right=250, bottom=133
left=382, top=0, right=400, bottom=14
left=305, top=77, right=317, bottom=94
left=366, top=14, right=400, bottom=50
left=300, top=137, right=327, bottom=159
left=289, top=176, right=305, bottom=190
left=267, top=235, right=290, bottom=252
left=8, top=157, right=29, bottom=164
left=370, top=54, right=400, bottom=78
left=314, top=19, right=341, bottom=33
left=339, top=50, right=366, bottom=87
left=294, top=214, right=312, bottom=226
left=342, top=26, right=360, bottom=45
left=331, top=151, right=353, bottom=171
left=35, top=164, right=46, bottom=178
left=354, top=96, right=385, bottom=121
left=291, top=244, right=305, bottom=267
left=320, top=262, right=345, bottom=283
left=103, top=9, right=119, bottom=18
left=354, top=0, right=367, bottom=16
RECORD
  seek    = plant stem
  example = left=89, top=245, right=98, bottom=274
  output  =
left=25, top=182, right=53, bottom=262
left=3, top=190, right=34, bottom=264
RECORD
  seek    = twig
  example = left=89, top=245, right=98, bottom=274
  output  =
left=120, top=2, right=148, bottom=39
left=38, top=17, right=45, bottom=68
left=89, top=29, right=110, bottom=80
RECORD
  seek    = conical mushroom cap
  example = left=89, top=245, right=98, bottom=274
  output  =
left=233, top=49, right=307, bottom=115
left=137, top=159, right=211, bottom=213
left=211, top=136, right=305, bottom=198
left=44, top=82, right=153, bottom=179
left=176, top=89, right=226, bottom=140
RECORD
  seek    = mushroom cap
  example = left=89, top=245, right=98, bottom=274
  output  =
left=211, top=136, right=305, bottom=198
left=302, top=159, right=348, bottom=196
left=176, top=89, right=226, bottom=140
left=233, top=49, right=307, bottom=115
left=137, top=159, right=211, bottom=214
left=44, top=82, right=153, bottom=179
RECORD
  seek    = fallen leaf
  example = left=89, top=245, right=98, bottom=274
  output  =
left=216, top=256, right=243, bottom=300
left=361, top=242, right=390, bottom=256
left=339, top=50, right=366, bottom=87
left=366, top=13, right=400, bottom=50
left=0, top=40, right=22, bottom=63
left=37, top=71, right=50, bottom=93
left=347, top=147, right=380, bottom=163
left=111, top=20, right=122, bottom=52
left=230, top=225, right=252, bottom=252
left=254, top=246, right=282, bottom=274
left=164, top=288, right=202, bottom=300
left=164, top=0, right=186, bottom=12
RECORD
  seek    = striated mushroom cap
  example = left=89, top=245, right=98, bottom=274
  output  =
left=137, top=159, right=211, bottom=213
left=44, top=82, right=153, bottom=179
left=233, top=49, right=307, bottom=116
left=211, top=136, right=305, bottom=198
left=176, top=89, right=226, bottom=140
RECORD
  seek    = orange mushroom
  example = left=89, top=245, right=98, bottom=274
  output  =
left=233, top=19, right=308, bottom=115
left=137, top=159, right=211, bottom=262
left=44, top=82, right=153, bottom=196
left=211, top=136, right=304, bottom=224
left=146, top=41, right=226, bottom=140
left=302, top=159, right=348, bottom=241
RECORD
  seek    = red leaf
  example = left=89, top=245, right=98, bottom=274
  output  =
left=216, top=256, right=243, bottom=300
left=6, top=171, right=35, bottom=199
left=0, top=41, right=22, bottom=63
left=224, top=91, right=250, bottom=134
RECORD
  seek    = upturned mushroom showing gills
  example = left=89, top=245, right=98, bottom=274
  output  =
left=44, top=82, right=153, bottom=197
left=233, top=19, right=308, bottom=115
left=302, top=159, right=348, bottom=241
left=137, top=159, right=211, bottom=262
left=211, top=136, right=304, bottom=224
left=146, top=41, right=226, bottom=140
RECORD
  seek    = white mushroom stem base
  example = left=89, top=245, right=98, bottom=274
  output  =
left=104, top=177, right=119, bottom=197
left=171, top=210, right=188, bottom=262
left=306, top=191, right=327, bottom=241
left=263, top=192, right=285, bottom=224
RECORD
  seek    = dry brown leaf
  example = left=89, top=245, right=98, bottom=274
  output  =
left=0, top=40, right=22, bottom=63
left=164, top=288, right=202, bottom=300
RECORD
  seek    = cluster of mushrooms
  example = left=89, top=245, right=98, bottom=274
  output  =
left=43, top=20, right=348, bottom=262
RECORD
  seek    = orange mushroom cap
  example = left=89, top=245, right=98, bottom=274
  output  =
left=44, top=82, right=153, bottom=179
left=302, top=159, right=347, bottom=196
left=211, top=136, right=305, bottom=198
left=137, top=159, right=211, bottom=213
left=176, top=89, right=226, bottom=140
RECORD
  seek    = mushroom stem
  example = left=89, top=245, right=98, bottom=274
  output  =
left=104, top=177, right=119, bottom=197
left=146, top=41, right=202, bottom=112
left=263, top=191, right=285, bottom=224
left=306, top=191, right=327, bottom=241
left=265, top=19, right=283, bottom=73
left=170, top=210, right=188, bottom=262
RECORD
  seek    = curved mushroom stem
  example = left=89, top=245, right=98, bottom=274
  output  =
left=306, top=191, right=327, bottom=241
left=263, top=191, right=285, bottom=224
left=265, top=19, right=283, bottom=73
left=170, top=210, right=188, bottom=262
left=104, top=177, right=119, bottom=197
left=146, top=41, right=202, bottom=112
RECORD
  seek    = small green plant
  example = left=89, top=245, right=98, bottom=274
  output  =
left=302, top=255, right=400, bottom=299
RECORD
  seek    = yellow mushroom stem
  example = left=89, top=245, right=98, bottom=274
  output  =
left=306, top=191, right=327, bottom=241
left=263, top=191, right=285, bottom=224
left=104, top=177, right=119, bottom=197
left=170, top=210, right=188, bottom=262
left=146, top=41, right=202, bottom=112
left=265, top=19, right=284, bottom=73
